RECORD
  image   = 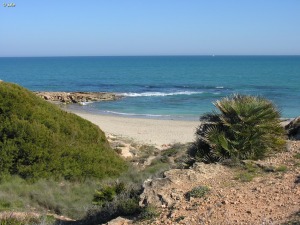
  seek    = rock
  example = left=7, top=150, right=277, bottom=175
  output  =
left=34, top=91, right=122, bottom=104
left=285, top=116, right=300, bottom=140
left=139, top=163, right=226, bottom=208
left=139, top=178, right=174, bottom=208
left=104, top=216, right=132, bottom=225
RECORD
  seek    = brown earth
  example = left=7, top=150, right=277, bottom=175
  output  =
left=136, top=141, right=300, bottom=225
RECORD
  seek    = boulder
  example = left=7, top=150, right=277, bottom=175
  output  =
left=285, top=117, right=300, bottom=140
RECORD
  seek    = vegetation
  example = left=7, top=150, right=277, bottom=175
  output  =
left=185, top=186, right=210, bottom=200
left=294, top=153, right=300, bottom=159
left=82, top=181, right=142, bottom=225
left=138, top=205, right=160, bottom=221
left=190, top=94, right=286, bottom=163
left=0, top=141, right=188, bottom=223
left=0, top=214, right=56, bottom=225
left=0, top=82, right=127, bottom=181
left=275, top=165, right=288, bottom=172
left=235, top=171, right=256, bottom=182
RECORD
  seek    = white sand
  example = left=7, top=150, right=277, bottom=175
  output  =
left=73, top=112, right=200, bottom=147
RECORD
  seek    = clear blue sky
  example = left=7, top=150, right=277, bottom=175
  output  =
left=1, top=0, right=299, bottom=56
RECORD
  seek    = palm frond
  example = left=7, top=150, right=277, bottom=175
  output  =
left=192, top=94, right=286, bottom=162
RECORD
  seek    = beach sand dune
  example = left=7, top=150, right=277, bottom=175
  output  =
left=73, top=112, right=200, bottom=147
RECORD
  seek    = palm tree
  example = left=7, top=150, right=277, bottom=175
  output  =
left=191, top=94, right=286, bottom=163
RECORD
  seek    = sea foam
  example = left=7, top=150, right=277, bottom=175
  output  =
left=122, top=91, right=203, bottom=97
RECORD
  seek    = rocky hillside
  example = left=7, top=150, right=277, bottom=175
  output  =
left=101, top=139, right=299, bottom=225
left=135, top=141, right=300, bottom=225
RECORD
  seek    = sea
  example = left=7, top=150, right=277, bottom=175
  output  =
left=1, top=56, right=299, bottom=120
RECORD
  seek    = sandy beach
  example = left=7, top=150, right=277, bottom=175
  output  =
left=72, top=111, right=200, bottom=147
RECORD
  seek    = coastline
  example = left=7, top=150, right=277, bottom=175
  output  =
left=70, top=110, right=200, bottom=147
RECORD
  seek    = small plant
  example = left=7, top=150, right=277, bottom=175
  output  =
left=275, top=165, right=288, bottom=172
left=139, top=205, right=160, bottom=220
left=0, top=218, right=24, bottom=225
left=92, top=182, right=126, bottom=206
left=0, top=199, right=11, bottom=211
left=294, top=153, right=300, bottom=159
left=185, top=186, right=210, bottom=200
left=243, top=161, right=259, bottom=173
left=93, top=186, right=116, bottom=206
left=235, top=161, right=260, bottom=182
left=235, top=172, right=255, bottom=182
left=0, top=214, right=46, bottom=225
left=83, top=182, right=143, bottom=224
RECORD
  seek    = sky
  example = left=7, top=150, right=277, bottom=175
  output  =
left=0, top=0, right=300, bottom=56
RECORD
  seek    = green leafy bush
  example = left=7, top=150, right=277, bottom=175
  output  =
left=92, top=182, right=126, bottom=206
left=185, top=186, right=210, bottom=200
left=190, top=94, right=286, bottom=163
left=0, top=82, right=127, bottom=181
left=83, top=182, right=142, bottom=225
left=139, top=205, right=160, bottom=220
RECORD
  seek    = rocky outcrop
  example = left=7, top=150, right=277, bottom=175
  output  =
left=139, top=163, right=227, bottom=208
left=285, top=117, right=300, bottom=140
left=34, top=91, right=122, bottom=104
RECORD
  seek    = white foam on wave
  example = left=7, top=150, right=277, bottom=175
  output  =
left=78, top=101, right=94, bottom=106
left=215, top=86, right=224, bottom=89
left=105, top=110, right=170, bottom=117
left=121, top=91, right=203, bottom=97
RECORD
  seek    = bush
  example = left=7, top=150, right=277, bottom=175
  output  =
left=92, top=182, right=126, bottom=206
left=185, top=186, right=210, bottom=200
left=191, top=94, right=286, bottom=163
left=82, top=182, right=142, bottom=225
left=139, top=205, right=160, bottom=220
left=0, top=82, right=127, bottom=181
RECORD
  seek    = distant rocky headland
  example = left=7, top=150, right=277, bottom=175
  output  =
left=34, top=91, right=122, bottom=104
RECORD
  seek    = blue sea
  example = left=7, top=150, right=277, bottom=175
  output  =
left=1, top=56, right=299, bottom=120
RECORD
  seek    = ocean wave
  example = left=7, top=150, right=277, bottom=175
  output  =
left=105, top=110, right=170, bottom=117
left=121, top=91, right=203, bottom=97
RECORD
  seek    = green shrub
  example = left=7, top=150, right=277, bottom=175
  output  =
left=92, top=182, right=128, bottom=206
left=235, top=172, right=255, bottom=182
left=0, top=199, right=11, bottom=210
left=93, top=186, right=117, bottom=206
left=0, top=82, right=127, bottom=181
left=275, top=165, right=288, bottom=172
left=0, top=214, right=55, bottom=225
left=294, top=153, right=300, bottom=159
left=185, top=186, right=210, bottom=200
left=139, top=205, right=160, bottom=220
left=82, top=182, right=143, bottom=225
left=191, top=94, right=286, bottom=163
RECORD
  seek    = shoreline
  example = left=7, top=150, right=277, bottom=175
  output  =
left=69, top=109, right=294, bottom=147
left=70, top=110, right=200, bottom=147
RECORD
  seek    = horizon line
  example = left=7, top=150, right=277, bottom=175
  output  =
left=0, top=54, right=300, bottom=58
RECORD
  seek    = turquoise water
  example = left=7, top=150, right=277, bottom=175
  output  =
left=1, top=56, right=299, bottom=119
